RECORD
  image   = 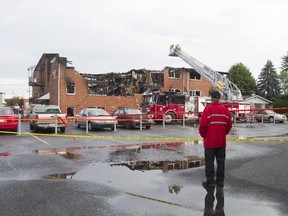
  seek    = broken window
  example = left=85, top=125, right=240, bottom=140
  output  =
left=67, top=82, right=75, bottom=94
left=168, top=69, right=181, bottom=79
left=189, top=69, right=201, bottom=80
left=67, top=107, right=75, bottom=116
left=81, top=69, right=163, bottom=96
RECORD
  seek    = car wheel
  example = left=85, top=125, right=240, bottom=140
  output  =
left=111, top=126, right=115, bottom=131
left=126, top=123, right=132, bottom=129
left=145, top=125, right=151, bottom=129
left=154, top=120, right=162, bottom=124
left=268, top=116, right=274, bottom=123
left=88, top=122, right=93, bottom=131
left=33, top=125, right=39, bottom=133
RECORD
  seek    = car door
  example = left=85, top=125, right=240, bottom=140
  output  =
left=117, top=109, right=125, bottom=126
left=77, top=109, right=86, bottom=126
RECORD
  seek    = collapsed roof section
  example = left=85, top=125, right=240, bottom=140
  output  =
left=80, top=69, right=164, bottom=96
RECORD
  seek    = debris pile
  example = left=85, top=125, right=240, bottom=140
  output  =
left=80, top=69, right=164, bottom=96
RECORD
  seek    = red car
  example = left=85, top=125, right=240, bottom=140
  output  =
left=0, top=107, right=18, bottom=132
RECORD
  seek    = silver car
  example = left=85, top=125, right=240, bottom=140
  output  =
left=75, top=108, right=116, bottom=131
left=254, top=110, right=287, bottom=123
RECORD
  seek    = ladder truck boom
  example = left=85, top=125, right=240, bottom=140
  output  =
left=169, top=44, right=243, bottom=101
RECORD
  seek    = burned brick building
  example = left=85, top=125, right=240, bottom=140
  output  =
left=80, top=69, right=164, bottom=96
left=29, top=53, right=213, bottom=115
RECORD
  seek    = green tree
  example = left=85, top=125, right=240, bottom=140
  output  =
left=273, top=94, right=288, bottom=114
left=257, top=60, right=281, bottom=101
left=279, top=52, right=288, bottom=94
left=227, top=63, right=257, bottom=96
left=5, top=96, right=24, bottom=107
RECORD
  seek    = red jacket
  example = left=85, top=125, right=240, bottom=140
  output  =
left=199, top=101, right=232, bottom=148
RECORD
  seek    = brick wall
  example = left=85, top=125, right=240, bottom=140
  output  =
left=31, top=54, right=215, bottom=116
left=162, top=67, right=213, bottom=96
left=60, top=68, right=142, bottom=114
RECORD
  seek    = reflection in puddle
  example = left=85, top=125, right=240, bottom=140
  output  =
left=38, top=140, right=280, bottom=215
left=110, top=157, right=204, bottom=173
left=34, top=148, right=83, bottom=160
left=0, top=151, right=11, bottom=157
left=43, top=163, right=279, bottom=215
left=43, top=172, right=76, bottom=180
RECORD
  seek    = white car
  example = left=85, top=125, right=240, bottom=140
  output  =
left=254, top=110, right=287, bottom=123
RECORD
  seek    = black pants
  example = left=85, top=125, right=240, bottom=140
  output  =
left=204, top=148, right=226, bottom=183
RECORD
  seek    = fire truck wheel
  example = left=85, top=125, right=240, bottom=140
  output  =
left=165, top=113, right=175, bottom=124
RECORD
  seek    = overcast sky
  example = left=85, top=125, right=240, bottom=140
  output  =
left=1, top=0, right=288, bottom=97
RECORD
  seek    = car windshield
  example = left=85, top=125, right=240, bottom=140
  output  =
left=265, top=110, right=276, bottom=115
left=0, top=108, right=13, bottom=115
left=88, top=109, right=109, bottom=116
left=125, top=109, right=142, bottom=114
left=35, top=107, right=60, bottom=113
left=13, top=108, right=19, bottom=114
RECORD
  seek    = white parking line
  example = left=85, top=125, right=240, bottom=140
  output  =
left=31, top=135, right=51, bottom=146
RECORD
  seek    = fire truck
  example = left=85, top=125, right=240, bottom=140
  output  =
left=141, top=90, right=188, bottom=123
left=140, top=45, right=253, bottom=122
left=188, top=96, right=253, bottom=121
left=168, top=44, right=254, bottom=121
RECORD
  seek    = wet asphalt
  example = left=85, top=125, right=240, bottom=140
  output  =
left=0, top=122, right=288, bottom=216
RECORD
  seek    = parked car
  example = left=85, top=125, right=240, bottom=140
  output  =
left=111, top=107, right=153, bottom=129
left=0, top=107, right=18, bottom=132
left=75, top=108, right=116, bottom=131
left=29, top=105, right=67, bottom=133
left=12, top=107, right=22, bottom=118
left=253, top=110, right=287, bottom=123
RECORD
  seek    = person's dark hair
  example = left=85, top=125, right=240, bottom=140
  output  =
left=211, top=91, right=221, bottom=99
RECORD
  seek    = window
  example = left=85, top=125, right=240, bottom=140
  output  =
left=168, top=69, right=181, bottom=79
left=190, top=90, right=201, bottom=96
left=67, top=82, right=75, bottom=94
left=67, top=107, right=74, bottom=116
left=169, top=88, right=181, bottom=93
left=189, top=70, right=201, bottom=80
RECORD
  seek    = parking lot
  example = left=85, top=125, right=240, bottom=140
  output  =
left=1, top=121, right=288, bottom=216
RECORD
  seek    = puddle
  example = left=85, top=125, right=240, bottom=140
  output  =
left=34, top=148, right=83, bottom=160
left=38, top=141, right=281, bottom=215
left=43, top=163, right=280, bottom=215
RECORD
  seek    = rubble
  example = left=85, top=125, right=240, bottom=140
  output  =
left=80, top=69, right=164, bottom=96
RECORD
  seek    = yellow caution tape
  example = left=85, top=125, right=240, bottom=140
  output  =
left=1, top=131, right=287, bottom=142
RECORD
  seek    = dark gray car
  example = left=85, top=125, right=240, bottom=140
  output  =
left=111, top=107, right=153, bottom=129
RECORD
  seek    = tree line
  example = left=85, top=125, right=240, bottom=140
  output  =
left=227, top=52, right=288, bottom=111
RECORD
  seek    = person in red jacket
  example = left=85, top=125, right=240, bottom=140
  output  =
left=199, top=90, right=232, bottom=188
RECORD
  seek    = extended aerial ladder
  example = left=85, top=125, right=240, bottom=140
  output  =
left=169, top=44, right=243, bottom=101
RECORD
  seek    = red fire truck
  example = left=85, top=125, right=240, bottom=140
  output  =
left=190, top=96, right=254, bottom=121
left=141, top=44, right=254, bottom=123
left=141, top=91, right=188, bottom=123
left=141, top=92, right=253, bottom=123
